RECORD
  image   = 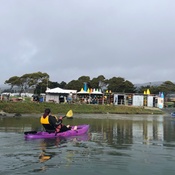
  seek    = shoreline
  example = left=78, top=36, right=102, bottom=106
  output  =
left=0, top=110, right=170, bottom=119
left=0, top=105, right=174, bottom=118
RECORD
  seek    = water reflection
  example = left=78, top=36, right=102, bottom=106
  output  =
left=36, top=134, right=90, bottom=163
left=1, top=115, right=175, bottom=175
left=0, top=115, right=175, bottom=146
left=38, top=137, right=63, bottom=163
left=88, top=115, right=175, bottom=148
left=90, top=116, right=163, bottom=145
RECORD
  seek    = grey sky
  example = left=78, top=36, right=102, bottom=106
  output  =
left=0, top=0, right=175, bottom=87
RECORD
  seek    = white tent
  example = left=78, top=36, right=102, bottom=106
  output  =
left=77, top=88, right=89, bottom=94
left=90, top=89, right=103, bottom=95
left=77, top=90, right=89, bottom=94
left=46, top=87, right=77, bottom=94
left=45, top=87, right=77, bottom=103
left=77, top=88, right=103, bottom=95
left=91, top=91, right=103, bottom=95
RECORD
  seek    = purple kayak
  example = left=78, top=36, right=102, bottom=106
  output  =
left=24, top=124, right=89, bottom=139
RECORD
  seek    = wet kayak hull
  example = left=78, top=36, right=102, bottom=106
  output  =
left=24, top=124, right=89, bottom=139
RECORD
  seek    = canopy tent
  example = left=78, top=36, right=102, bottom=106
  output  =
left=91, top=88, right=103, bottom=95
left=77, top=88, right=103, bottom=95
left=146, top=89, right=150, bottom=95
left=143, top=89, right=151, bottom=95
left=91, top=91, right=103, bottom=95
left=46, top=87, right=77, bottom=94
left=77, top=88, right=89, bottom=94
left=77, top=91, right=89, bottom=94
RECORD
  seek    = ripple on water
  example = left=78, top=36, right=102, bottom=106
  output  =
left=1, top=115, right=175, bottom=175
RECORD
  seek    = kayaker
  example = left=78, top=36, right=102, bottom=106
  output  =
left=40, top=108, right=72, bottom=133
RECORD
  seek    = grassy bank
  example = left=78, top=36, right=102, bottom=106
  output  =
left=0, top=101, right=164, bottom=115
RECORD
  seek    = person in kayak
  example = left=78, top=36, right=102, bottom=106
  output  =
left=40, top=108, right=72, bottom=133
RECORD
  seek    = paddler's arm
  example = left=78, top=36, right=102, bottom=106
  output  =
left=49, top=115, right=63, bottom=127
left=48, top=115, right=60, bottom=128
left=55, top=116, right=63, bottom=126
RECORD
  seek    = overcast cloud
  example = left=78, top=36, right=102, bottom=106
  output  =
left=0, top=0, right=175, bottom=87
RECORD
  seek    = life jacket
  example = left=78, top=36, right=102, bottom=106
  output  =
left=40, top=115, right=50, bottom=124
left=40, top=115, right=58, bottom=124
left=40, top=115, right=58, bottom=132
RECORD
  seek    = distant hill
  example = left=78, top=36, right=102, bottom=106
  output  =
left=134, top=81, right=163, bottom=88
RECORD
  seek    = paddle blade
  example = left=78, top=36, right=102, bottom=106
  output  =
left=66, top=110, right=73, bottom=118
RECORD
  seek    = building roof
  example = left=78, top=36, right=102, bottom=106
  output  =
left=46, top=87, right=77, bottom=94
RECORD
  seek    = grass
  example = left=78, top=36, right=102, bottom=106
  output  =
left=0, top=101, right=164, bottom=115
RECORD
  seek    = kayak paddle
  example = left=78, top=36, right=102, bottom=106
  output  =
left=63, top=109, right=73, bottom=119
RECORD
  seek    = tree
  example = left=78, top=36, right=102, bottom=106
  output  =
left=65, top=80, right=82, bottom=91
left=90, top=75, right=105, bottom=88
left=124, top=80, right=136, bottom=93
left=107, top=77, right=135, bottom=93
left=78, top=76, right=90, bottom=83
left=59, top=81, right=67, bottom=89
left=5, top=76, right=22, bottom=92
left=29, top=72, right=49, bottom=88
left=5, top=72, right=175, bottom=96
left=158, top=81, right=175, bottom=96
left=5, top=72, right=49, bottom=95
left=137, top=81, right=175, bottom=96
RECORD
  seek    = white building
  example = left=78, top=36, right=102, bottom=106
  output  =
left=45, top=87, right=77, bottom=103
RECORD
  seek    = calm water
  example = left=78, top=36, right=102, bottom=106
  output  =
left=0, top=114, right=175, bottom=175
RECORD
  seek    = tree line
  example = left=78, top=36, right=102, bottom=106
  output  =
left=3, top=71, right=175, bottom=96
